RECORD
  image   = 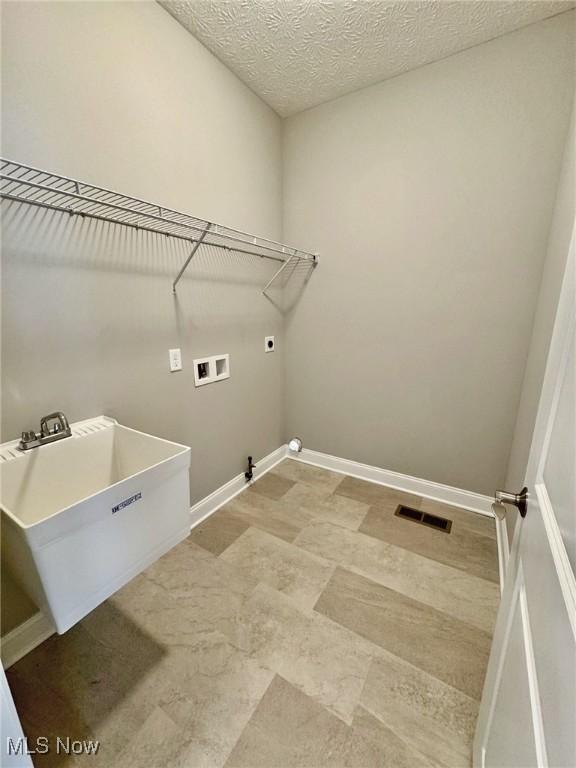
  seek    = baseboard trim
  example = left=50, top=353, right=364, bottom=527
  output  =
left=190, top=445, right=288, bottom=529
left=292, top=447, right=495, bottom=517
left=1, top=612, right=55, bottom=669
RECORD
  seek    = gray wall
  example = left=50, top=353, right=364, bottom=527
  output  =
left=283, top=13, right=576, bottom=496
left=1, top=0, right=284, bottom=504
left=2, top=3, right=575, bottom=508
left=504, top=97, right=575, bottom=534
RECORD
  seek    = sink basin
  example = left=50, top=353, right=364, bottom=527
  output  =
left=1, top=416, right=191, bottom=633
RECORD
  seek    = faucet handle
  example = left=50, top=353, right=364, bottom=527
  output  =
left=18, top=430, right=38, bottom=450
left=40, top=412, right=71, bottom=437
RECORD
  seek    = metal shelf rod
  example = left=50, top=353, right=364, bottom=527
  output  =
left=1, top=172, right=312, bottom=264
left=0, top=158, right=318, bottom=294
left=0, top=159, right=315, bottom=260
left=0, top=192, right=288, bottom=264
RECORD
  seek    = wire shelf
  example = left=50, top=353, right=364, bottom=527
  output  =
left=0, top=158, right=318, bottom=294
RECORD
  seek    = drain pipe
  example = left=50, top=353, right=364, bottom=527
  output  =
left=245, top=456, right=256, bottom=482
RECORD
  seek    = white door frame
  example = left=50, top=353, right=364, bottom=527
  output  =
left=474, top=224, right=575, bottom=767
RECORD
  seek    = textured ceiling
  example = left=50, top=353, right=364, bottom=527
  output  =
left=160, top=1, right=575, bottom=116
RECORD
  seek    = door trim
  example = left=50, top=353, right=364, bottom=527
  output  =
left=474, top=217, right=576, bottom=768
left=535, top=482, right=576, bottom=640
left=476, top=562, right=548, bottom=768
left=519, top=579, right=548, bottom=768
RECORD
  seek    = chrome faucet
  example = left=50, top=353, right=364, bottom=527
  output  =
left=19, top=412, right=72, bottom=451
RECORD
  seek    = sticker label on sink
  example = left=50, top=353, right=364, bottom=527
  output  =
left=112, top=492, right=142, bottom=514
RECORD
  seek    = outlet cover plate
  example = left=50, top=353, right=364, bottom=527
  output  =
left=169, top=348, right=182, bottom=372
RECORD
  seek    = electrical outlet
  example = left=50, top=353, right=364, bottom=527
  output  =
left=265, top=336, right=275, bottom=353
left=169, top=348, right=182, bottom=372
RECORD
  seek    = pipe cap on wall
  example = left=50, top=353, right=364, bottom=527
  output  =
left=288, top=437, right=303, bottom=453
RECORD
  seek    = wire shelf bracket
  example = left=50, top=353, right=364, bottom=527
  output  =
left=172, top=222, right=212, bottom=294
left=0, top=158, right=318, bottom=294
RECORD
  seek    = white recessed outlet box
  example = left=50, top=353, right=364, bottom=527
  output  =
left=265, top=336, right=275, bottom=353
left=169, top=348, right=182, bottom=372
left=193, top=354, right=230, bottom=387
left=194, top=357, right=211, bottom=386
left=215, top=356, right=228, bottom=377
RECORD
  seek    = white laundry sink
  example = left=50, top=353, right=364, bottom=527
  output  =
left=0, top=416, right=191, bottom=633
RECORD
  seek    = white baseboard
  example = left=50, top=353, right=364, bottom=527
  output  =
left=292, top=447, right=495, bottom=517
left=1, top=612, right=55, bottom=669
left=190, top=445, right=288, bottom=529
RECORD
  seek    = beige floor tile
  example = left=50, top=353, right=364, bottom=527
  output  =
left=242, top=487, right=316, bottom=526
left=190, top=511, right=250, bottom=555
left=113, top=707, right=187, bottom=768
left=83, top=628, right=272, bottom=768
left=336, top=474, right=423, bottom=509
left=282, top=479, right=331, bottom=502
left=361, top=650, right=480, bottom=767
left=224, top=675, right=350, bottom=768
left=220, top=527, right=335, bottom=610
left=86, top=667, right=181, bottom=768
left=225, top=676, right=434, bottom=768
left=112, top=540, right=257, bottom=645
left=228, top=490, right=315, bottom=543
left=315, top=567, right=492, bottom=700
left=420, top=498, right=497, bottom=540
left=7, top=613, right=170, bottom=768
left=360, top=506, right=499, bottom=583
left=249, top=472, right=295, bottom=500
left=158, top=636, right=275, bottom=768
left=223, top=582, right=373, bottom=724
left=8, top=539, right=270, bottom=768
left=347, top=706, right=437, bottom=768
left=295, top=521, right=499, bottom=632
left=283, top=482, right=370, bottom=530
left=321, top=493, right=371, bottom=529
left=12, top=621, right=272, bottom=768
left=272, top=459, right=343, bottom=493
left=7, top=658, right=97, bottom=768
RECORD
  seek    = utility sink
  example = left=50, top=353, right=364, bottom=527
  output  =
left=0, top=416, right=191, bottom=633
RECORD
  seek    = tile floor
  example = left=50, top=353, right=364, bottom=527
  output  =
left=6, top=460, right=499, bottom=768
